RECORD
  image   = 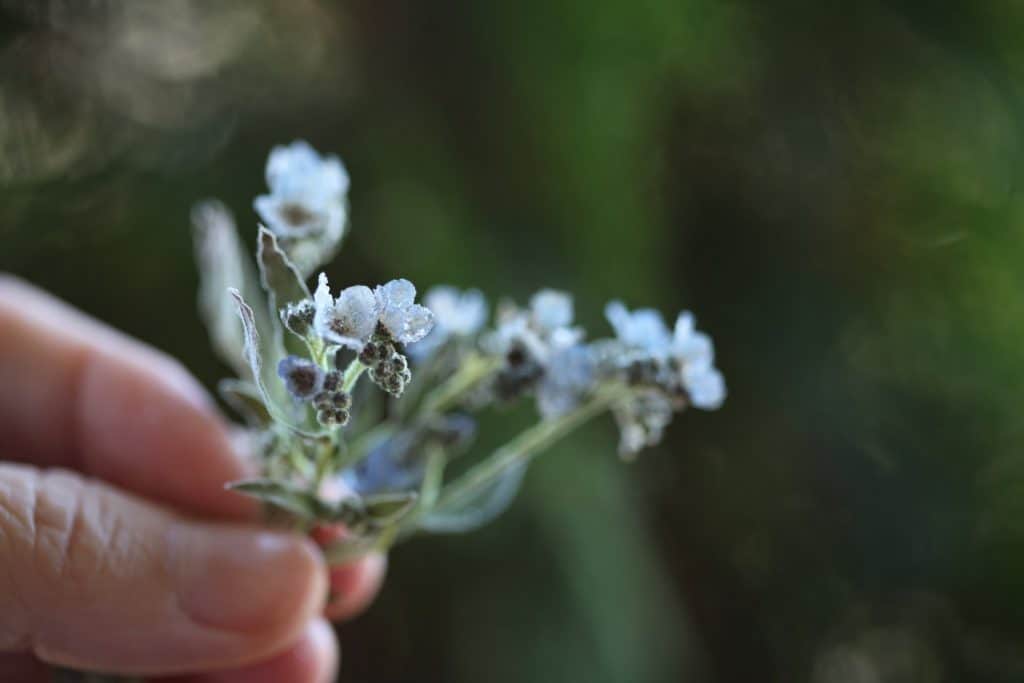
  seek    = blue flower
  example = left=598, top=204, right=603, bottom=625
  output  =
left=277, top=355, right=324, bottom=399
left=254, top=140, right=349, bottom=242
left=342, top=431, right=424, bottom=495
left=606, top=301, right=726, bottom=411
left=670, top=312, right=726, bottom=410
left=604, top=300, right=672, bottom=355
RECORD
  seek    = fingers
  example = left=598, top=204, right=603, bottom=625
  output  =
left=162, top=618, right=339, bottom=683
left=0, top=275, right=253, bottom=519
left=324, top=553, right=387, bottom=622
left=0, top=464, right=327, bottom=675
left=0, top=653, right=48, bottom=683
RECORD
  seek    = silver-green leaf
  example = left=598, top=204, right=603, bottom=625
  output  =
left=227, top=479, right=320, bottom=519
left=257, top=227, right=311, bottom=356
left=419, top=462, right=526, bottom=534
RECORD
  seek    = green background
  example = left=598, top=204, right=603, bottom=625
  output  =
left=4, top=1, right=1024, bottom=680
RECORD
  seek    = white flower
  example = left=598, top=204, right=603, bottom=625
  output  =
left=374, top=279, right=435, bottom=345
left=427, top=286, right=488, bottom=336
left=670, top=311, right=725, bottom=409
left=486, top=289, right=596, bottom=417
left=409, top=286, right=488, bottom=358
left=683, top=365, right=726, bottom=410
left=313, top=273, right=378, bottom=350
left=604, top=300, right=672, bottom=355
left=489, top=289, right=583, bottom=360
left=254, top=140, right=349, bottom=242
left=606, top=301, right=726, bottom=411
left=530, top=289, right=573, bottom=332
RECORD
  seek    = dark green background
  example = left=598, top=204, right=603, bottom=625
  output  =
left=3, top=1, right=1024, bottom=681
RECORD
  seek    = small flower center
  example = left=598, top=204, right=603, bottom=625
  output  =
left=280, top=202, right=315, bottom=227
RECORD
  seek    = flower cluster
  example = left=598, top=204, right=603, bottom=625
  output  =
left=191, top=139, right=726, bottom=571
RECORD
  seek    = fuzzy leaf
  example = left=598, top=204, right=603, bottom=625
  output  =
left=229, top=289, right=321, bottom=436
left=192, top=201, right=264, bottom=378
left=257, top=227, right=311, bottom=356
left=228, top=479, right=320, bottom=519
left=363, top=491, right=419, bottom=525
left=419, top=462, right=526, bottom=533
left=217, top=379, right=272, bottom=426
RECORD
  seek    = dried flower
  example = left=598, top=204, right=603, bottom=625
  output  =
left=277, top=356, right=324, bottom=399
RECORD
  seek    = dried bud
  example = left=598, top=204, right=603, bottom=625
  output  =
left=316, top=406, right=351, bottom=427
left=281, top=300, right=316, bottom=338
left=322, top=369, right=343, bottom=392
left=277, top=356, right=324, bottom=399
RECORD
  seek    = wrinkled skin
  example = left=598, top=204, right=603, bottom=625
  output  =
left=0, top=276, right=385, bottom=683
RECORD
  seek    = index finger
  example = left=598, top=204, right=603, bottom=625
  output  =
left=0, top=275, right=255, bottom=520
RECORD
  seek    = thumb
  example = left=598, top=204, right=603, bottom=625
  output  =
left=0, top=464, right=326, bottom=676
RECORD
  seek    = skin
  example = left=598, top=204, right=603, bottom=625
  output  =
left=0, top=275, right=386, bottom=682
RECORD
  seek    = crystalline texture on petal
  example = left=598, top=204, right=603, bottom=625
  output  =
left=312, top=272, right=335, bottom=335
left=332, top=285, right=379, bottom=346
left=376, top=279, right=434, bottom=344
left=377, top=278, right=417, bottom=309
left=399, top=304, right=435, bottom=344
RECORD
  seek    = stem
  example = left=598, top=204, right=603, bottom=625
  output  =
left=433, top=383, right=628, bottom=514
left=414, top=354, right=502, bottom=427
left=342, top=359, right=367, bottom=393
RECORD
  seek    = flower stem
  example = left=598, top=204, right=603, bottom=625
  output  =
left=427, top=383, right=628, bottom=519
left=414, top=353, right=501, bottom=426
left=342, top=359, right=367, bottom=393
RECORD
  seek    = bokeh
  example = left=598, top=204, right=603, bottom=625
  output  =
left=4, top=1, right=1024, bottom=681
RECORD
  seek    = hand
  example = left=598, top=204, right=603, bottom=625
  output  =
left=0, top=276, right=385, bottom=682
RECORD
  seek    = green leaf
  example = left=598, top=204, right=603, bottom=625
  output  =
left=257, top=227, right=311, bottom=357
left=191, top=201, right=269, bottom=379
left=217, top=379, right=272, bottom=426
left=227, top=479, right=320, bottom=519
left=419, top=462, right=526, bottom=533
left=363, top=491, right=419, bottom=525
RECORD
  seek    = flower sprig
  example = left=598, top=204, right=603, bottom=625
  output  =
left=191, top=140, right=727, bottom=564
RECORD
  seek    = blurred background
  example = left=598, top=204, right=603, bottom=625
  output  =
left=3, top=1, right=1024, bottom=680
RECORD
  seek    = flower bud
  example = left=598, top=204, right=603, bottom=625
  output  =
left=277, top=356, right=324, bottom=399
left=281, top=300, right=316, bottom=338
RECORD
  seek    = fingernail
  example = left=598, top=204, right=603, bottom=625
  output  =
left=170, top=524, right=325, bottom=633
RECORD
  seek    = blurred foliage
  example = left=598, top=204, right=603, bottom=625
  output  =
left=5, top=0, right=1024, bottom=681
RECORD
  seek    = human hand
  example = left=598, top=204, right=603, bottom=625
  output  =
left=0, top=276, right=385, bottom=682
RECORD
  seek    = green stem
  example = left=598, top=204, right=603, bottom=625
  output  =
left=342, top=359, right=367, bottom=393
left=414, top=354, right=502, bottom=427
left=431, top=383, right=629, bottom=516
